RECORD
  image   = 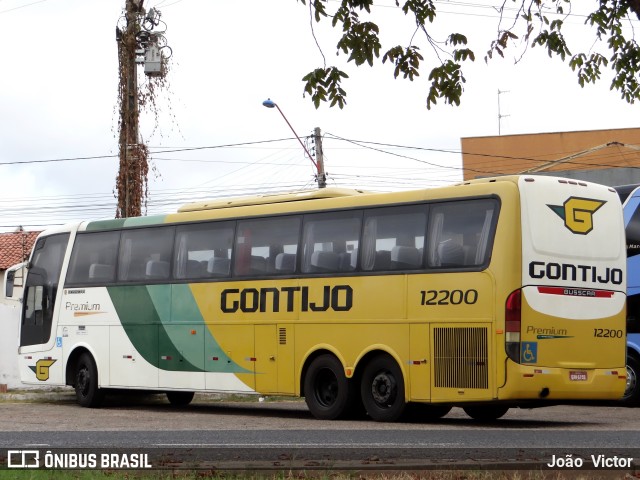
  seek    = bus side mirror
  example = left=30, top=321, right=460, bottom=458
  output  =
left=4, top=262, right=26, bottom=302
left=5, top=271, right=15, bottom=298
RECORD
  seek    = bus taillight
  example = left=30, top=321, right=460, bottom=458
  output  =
left=505, top=289, right=522, bottom=363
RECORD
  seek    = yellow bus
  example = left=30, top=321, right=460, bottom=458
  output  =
left=9, top=175, right=628, bottom=421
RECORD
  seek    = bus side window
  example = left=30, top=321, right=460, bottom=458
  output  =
left=118, top=226, right=175, bottom=282
left=66, top=231, right=120, bottom=285
left=361, top=205, right=427, bottom=271
left=302, top=211, right=362, bottom=274
left=173, top=222, right=235, bottom=280
left=234, top=216, right=301, bottom=277
left=427, top=199, right=497, bottom=269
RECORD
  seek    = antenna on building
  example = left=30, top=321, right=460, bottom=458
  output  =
left=498, top=89, right=510, bottom=135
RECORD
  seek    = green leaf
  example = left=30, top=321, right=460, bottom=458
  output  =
left=298, top=0, right=640, bottom=109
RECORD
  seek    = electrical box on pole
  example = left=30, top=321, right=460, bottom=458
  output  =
left=144, top=43, right=163, bottom=76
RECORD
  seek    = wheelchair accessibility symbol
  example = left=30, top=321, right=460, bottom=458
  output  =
left=521, top=342, right=538, bottom=364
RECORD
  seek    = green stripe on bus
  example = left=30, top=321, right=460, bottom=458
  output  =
left=85, top=219, right=127, bottom=231
left=107, top=285, right=200, bottom=372
left=85, top=215, right=167, bottom=232
left=122, top=215, right=168, bottom=228
left=108, top=284, right=249, bottom=374
left=147, top=284, right=249, bottom=373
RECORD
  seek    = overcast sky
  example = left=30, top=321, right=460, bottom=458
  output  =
left=0, top=0, right=638, bottom=233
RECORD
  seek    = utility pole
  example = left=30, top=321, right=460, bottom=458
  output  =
left=116, top=0, right=143, bottom=218
left=262, top=99, right=326, bottom=190
left=124, top=0, right=141, bottom=217
left=313, top=127, right=327, bottom=189
left=115, top=0, right=169, bottom=218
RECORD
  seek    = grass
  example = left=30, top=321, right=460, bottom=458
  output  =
left=0, top=470, right=635, bottom=480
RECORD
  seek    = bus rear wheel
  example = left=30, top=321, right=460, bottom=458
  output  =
left=622, top=355, right=640, bottom=406
left=463, top=405, right=509, bottom=421
left=304, top=354, right=354, bottom=420
left=360, top=354, right=406, bottom=422
left=74, top=352, right=104, bottom=408
left=166, top=391, right=195, bottom=407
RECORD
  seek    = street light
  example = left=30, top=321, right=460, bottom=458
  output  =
left=262, top=98, right=326, bottom=188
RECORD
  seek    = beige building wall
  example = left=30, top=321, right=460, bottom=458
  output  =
left=0, top=303, right=21, bottom=387
left=461, top=128, right=640, bottom=182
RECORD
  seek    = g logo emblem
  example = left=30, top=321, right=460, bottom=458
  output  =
left=29, top=359, right=57, bottom=381
left=548, top=197, right=605, bottom=235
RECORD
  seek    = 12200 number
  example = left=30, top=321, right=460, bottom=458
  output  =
left=420, top=289, right=478, bottom=306
left=593, top=328, right=624, bottom=338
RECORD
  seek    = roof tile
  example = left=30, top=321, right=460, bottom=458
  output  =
left=0, top=231, right=41, bottom=270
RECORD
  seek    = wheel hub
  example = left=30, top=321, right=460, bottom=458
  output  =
left=371, top=372, right=396, bottom=405
left=316, top=369, right=338, bottom=406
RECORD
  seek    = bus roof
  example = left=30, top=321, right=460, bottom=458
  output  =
left=75, top=175, right=618, bottom=233
left=178, top=187, right=371, bottom=212
left=176, top=176, right=539, bottom=214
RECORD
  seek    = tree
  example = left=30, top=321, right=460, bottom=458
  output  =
left=299, top=0, right=640, bottom=109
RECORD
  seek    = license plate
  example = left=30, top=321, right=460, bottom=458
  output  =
left=569, top=371, right=588, bottom=381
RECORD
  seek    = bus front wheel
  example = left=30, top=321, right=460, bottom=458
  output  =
left=463, top=405, right=509, bottom=421
left=360, top=354, right=406, bottom=422
left=74, top=352, right=104, bottom=408
left=304, top=354, right=354, bottom=420
left=622, top=355, right=640, bottom=406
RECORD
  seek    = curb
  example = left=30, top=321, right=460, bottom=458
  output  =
left=0, top=388, right=76, bottom=403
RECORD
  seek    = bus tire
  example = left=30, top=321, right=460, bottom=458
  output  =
left=304, top=354, right=354, bottom=420
left=166, top=391, right=195, bottom=407
left=622, top=354, right=640, bottom=406
left=360, top=354, right=406, bottom=422
left=74, top=352, right=104, bottom=408
left=463, top=405, right=509, bottom=421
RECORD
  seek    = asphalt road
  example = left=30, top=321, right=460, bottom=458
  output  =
left=1, top=392, right=640, bottom=473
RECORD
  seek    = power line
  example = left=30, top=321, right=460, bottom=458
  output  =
left=2, top=129, right=639, bottom=230
left=3, top=128, right=638, bottom=176
left=325, top=134, right=640, bottom=174
left=0, top=0, right=48, bottom=14
left=0, top=138, right=297, bottom=166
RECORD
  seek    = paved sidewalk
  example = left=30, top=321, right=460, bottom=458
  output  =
left=0, top=387, right=76, bottom=403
